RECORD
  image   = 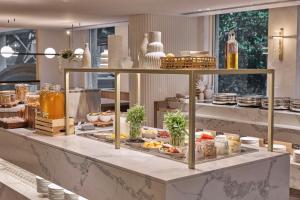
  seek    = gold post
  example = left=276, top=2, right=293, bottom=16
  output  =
left=64, top=70, right=70, bottom=135
left=115, top=72, right=121, bottom=149
left=188, top=71, right=196, bottom=169
left=267, top=70, right=275, bottom=151
left=136, top=73, right=141, bottom=105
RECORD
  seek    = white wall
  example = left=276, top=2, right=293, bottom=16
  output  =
left=129, top=14, right=205, bottom=126
left=268, top=6, right=298, bottom=97
left=37, top=29, right=89, bottom=88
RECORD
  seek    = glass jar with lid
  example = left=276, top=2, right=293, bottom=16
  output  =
left=15, top=84, right=29, bottom=102
left=201, top=139, right=217, bottom=159
left=225, top=133, right=241, bottom=154
left=215, top=135, right=229, bottom=156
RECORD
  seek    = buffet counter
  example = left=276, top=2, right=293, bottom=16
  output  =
left=0, top=128, right=289, bottom=200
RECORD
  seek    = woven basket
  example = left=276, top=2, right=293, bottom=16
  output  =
left=160, top=56, right=216, bottom=69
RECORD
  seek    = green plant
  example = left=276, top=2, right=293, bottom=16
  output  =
left=126, top=105, right=145, bottom=140
left=164, top=111, right=187, bottom=146
left=126, top=105, right=145, bottom=124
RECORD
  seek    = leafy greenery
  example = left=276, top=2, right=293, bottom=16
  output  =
left=126, top=105, right=145, bottom=125
left=164, top=111, right=187, bottom=139
left=217, top=10, right=268, bottom=95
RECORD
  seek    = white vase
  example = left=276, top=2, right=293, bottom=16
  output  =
left=100, top=49, right=108, bottom=68
left=121, top=56, right=133, bottom=69
left=82, top=43, right=91, bottom=68
left=204, top=88, right=214, bottom=100
left=138, top=33, right=148, bottom=68
left=108, top=35, right=123, bottom=68
left=144, top=31, right=165, bottom=69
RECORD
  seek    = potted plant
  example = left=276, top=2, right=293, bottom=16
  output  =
left=126, top=105, right=145, bottom=140
left=164, top=111, right=187, bottom=147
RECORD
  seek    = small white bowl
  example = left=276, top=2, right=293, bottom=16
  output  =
left=99, top=115, right=112, bottom=122
left=86, top=114, right=99, bottom=122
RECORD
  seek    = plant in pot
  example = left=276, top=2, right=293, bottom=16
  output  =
left=126, top=105, right=145, bottom=142
left=164, top=111, right=187, bottom=147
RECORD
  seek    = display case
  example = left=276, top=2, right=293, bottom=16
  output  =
left=64, top=68, right=275, bottom=169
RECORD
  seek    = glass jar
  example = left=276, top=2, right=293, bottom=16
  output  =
left=39, top=83, right=51, bottom=118
left=215, top=135, right=229, bottom=156
left=225, top=30, right=238, bottom=70
left=129, top=122, right=142, bottom=140
left=26, top=93, right=40, bottom=107
left=201, top=139, right=216, bottom=159
left=47, top=84, right=65, bottom=119
left=15, top=84, right=29, bottom=102
left=226, top=133, right=241, bottom=154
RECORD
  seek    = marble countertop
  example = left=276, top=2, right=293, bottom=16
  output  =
left=4, top=128, right=287, bottom=184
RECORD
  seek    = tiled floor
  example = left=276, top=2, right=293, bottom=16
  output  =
left=290, top=189, right=300, bottom=200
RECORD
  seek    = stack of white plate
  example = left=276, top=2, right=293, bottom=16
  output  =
left=36, top=176, right=51, bottom=194
left=48, top=183, right=64, bottom=200
left=64, top=189, right=79, bottom=200
left=293, top=150, right=300, bottom=163
left=240, top=136, right=260, bottom=148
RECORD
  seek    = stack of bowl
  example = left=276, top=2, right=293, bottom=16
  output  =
left=212, top=93, right=237, bottom=105
left=237, top=96, right=263, bottom=107
left=261, top=97, right=290, bottom=110
left=48, top=183, right=64, bottom=200
left=290, top=99, right=300, bottom=112
left=36, top=176, right=51, bottom=196
left=64, top=189, right=79, bottom=200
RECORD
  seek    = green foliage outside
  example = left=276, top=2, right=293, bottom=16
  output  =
left=217, top=10, right=268, bottom=95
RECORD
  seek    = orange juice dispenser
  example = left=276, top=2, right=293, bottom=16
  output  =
left=39, top=83, right=51, bottom=118
left=47, top=84, right=65, bottom=119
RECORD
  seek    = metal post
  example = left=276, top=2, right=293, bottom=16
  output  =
left=267, top=70, right=275, bottom=151
left=136, top=73, right=141, bottom=105
left=115, top=72, right=121, bottom=149
left=188, top=71, right=196, bottom=169
left=64, top=70, right=70, bottom=135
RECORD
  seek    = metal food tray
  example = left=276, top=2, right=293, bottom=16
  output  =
left=78, top=132, right=258, bottom=164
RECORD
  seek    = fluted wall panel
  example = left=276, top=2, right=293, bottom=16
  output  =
left=129, top=14, right=204, bottom=126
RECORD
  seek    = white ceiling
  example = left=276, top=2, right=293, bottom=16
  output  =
left=0, top=0, right=298, bottom=28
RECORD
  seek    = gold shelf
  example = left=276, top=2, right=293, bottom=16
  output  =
left=64, top=67, right=275, bottom=170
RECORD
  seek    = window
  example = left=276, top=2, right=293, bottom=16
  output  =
left=90, top=27, right=115, bottom=89
left=216, top=10, right=268, bottom=95
left=0, top=29, right=36, bottom=82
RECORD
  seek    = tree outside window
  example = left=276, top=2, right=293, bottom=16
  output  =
left=216, top=10, right=268, bottom=95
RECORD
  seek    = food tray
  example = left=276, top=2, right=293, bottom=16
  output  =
left=160, top=56, right=216, bottom=69
left=78, top=133, right=258, bottom=164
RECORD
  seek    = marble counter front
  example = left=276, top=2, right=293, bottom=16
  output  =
left=0, top=128, right=290, bottom=200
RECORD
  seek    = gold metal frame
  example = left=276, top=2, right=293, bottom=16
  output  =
left=64, top=68, right=275, bottom=169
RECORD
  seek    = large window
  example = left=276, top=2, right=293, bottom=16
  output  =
left=0, top=29, right=36, bottom=82
left=90, top=27, right=115, bottom=89
left=216, top=10, right=268, bottom=95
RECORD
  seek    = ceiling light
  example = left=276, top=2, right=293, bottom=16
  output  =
left=74, top=48, right=84, bottom=59
left=44, top=48, right=56, bottom=59
left=1, top=46, right=14, bottom=58
left=66, top=30, right=71, bottom=35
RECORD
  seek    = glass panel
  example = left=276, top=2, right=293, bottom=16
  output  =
left=0, top=29, right=36, bottom=82
left=216, top=10, right=268, bottom=95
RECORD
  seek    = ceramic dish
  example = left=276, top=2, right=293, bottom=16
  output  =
left=86, top=114, right=99, bottom=122
left=99, top=115, right=112, bottom=122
